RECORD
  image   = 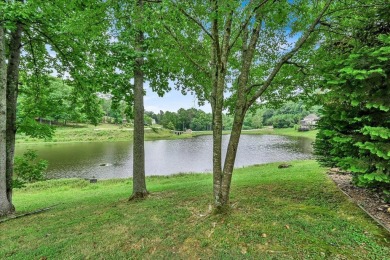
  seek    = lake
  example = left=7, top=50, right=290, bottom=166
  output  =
left=15, top=134, right=313, bottom=179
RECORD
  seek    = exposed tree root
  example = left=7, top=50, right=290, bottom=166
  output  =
left=0, top=204, right=60, bottom=224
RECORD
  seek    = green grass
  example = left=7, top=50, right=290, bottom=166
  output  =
left=16, top=124, right=317, bottom=144
left=1, top=160, right=388, bottom=259
left=242, top=127, right=318, bottom=140
left=16, top=124, right=193, bottom=143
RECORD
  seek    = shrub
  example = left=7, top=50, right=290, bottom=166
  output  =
left=314, top=34, right=390, bottom=199
left=13, top=150, right=48, bottom=188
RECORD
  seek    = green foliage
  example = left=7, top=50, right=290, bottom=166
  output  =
left=315, top=32, right=390, bottom=192
left=17, top=118, right=54, bottom=140
left=266, top=114, right=297, bottom=128
left=144, top=115, right=153, bottom=126
left=263, top=101, right=314, bottom=129
left=13, top=150, right=48, bottom=188
left=157, top=108, right=212, bottom=131
left=17, top=76, right=106, bottom=131
left=153, top=101, right=314, bottom=131
left=166, top=121, right=175, bottom=130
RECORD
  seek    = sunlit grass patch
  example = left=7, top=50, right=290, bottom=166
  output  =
left=1, top=160, right=389, bottom=259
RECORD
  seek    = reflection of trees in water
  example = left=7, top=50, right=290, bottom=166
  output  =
left=278, top=137, right=313, bottom=154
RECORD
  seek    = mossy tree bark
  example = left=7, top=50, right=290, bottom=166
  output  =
left=0, top=25, right=13, bottom=216
left=5, top=22, right=23, bottom=211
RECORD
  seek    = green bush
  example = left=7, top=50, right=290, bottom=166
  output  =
left=13, top=150, right=48, bottom=188
left=314, top=34, right=390, bottom=198
left=166, top=122, right=175, bottom=130
left=266, top=114, right=298, bottom=128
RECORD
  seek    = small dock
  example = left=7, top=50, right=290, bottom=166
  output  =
left=172, top=130, right=184, bottom=135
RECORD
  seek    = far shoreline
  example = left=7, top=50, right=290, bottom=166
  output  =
left=15, top=124, right=317, bottom=145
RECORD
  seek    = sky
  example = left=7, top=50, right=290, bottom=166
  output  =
left=144, top=82, right=212, bottom=114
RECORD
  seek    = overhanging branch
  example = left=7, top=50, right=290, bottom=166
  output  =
left=163, top=25, right=210, bottom=77
left=285, top=60, right=308, bottom=75
left=172, top=2, right=214, bottom=41
left=228, top=0, right=271, bottom=50
left=246, top=0, right=334, bottom=107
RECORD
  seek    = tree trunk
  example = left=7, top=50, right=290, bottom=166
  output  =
left=212, top=76, right=224, bottom=208
left=210, top=0, right=235, bottom=211
left=0, top=26, right=13, bottom=216
left=213, top=8, right=261, bottom=210
left=130, top=0, right=148, bottom=200
left=220, top=103, right=247, bottom=205
left=6, top=22, right=23, bottom=210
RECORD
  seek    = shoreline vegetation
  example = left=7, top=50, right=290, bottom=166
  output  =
left=15, top=124, right=317, bottom=144
left=1, top=161, right=389, bottom=259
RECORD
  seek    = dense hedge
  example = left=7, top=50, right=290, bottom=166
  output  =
left=315, top=35, right=390, bottom=197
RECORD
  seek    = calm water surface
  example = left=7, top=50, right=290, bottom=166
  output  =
left=16, top=135, right=313, bottom=179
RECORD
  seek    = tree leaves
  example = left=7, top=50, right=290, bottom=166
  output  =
left=314, top=8, right=390, bottom=192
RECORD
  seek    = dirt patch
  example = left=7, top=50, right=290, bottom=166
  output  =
left=328, top=173, right=390, bottom=233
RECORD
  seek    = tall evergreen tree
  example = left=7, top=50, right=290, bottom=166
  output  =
left=314, top=3, right=390, bottom=196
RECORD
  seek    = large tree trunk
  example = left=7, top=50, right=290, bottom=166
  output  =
left=130, top=0, right=148, bottom=200
left=6, top=23, right=23, bottom=210
left=0, top=26, right=13, bottom=216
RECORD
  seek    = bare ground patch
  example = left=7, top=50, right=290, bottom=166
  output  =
left=328, top=173, right=390, bottom=233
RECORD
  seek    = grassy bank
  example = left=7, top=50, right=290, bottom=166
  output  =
left=241, top=127, right=318, bottom=141
left=16, top=124, right=192, bottom=144
left=1, top=161, right=388, bottom=259
left=16, top=123, right=317, bottom=144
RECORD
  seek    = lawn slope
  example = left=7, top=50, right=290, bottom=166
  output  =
left=1, top=161, right=389, bottom=259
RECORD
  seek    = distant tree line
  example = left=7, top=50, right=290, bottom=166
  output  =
left=144, top=101, right=319, bottom=131
left=17, top=79, right=320, bottom=132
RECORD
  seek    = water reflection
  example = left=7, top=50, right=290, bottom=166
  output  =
left=16, top=135, right=313, bottom=179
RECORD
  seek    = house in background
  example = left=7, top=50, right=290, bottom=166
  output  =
left=298, top=114, right=319, bottom=131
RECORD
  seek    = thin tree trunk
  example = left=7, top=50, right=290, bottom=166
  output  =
left=221, top=104, right=247, bottom=205
left=210, top=0, right=224, bottom=209
left=210, top=0, right=235, bottom=211
left=130, top=0, right=148, bottom=200
left=6, top=22, right=23, bottom=209
left=212, top=77, right=224, bottom=207
left=0, top=26, right=13, bottom=216
left=218, top=12, right=262, bottom=207
left=215, top=0, right=333, bottom=209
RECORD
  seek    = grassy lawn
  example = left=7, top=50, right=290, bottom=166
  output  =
left=1, top=161, right=389, bottom=259
left=16, top=124, right=193, bottom=143
left=16, top=124, right=317, bottom=144
left=242, top=127, right=318, bottom=141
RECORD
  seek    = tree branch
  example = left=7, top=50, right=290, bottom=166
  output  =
left=228, top=0, right=270, bottom=50
left=285, top=60, right=308, bottom=75
left=163, top=25, right=210, bottom=77
left=172, top=2, right=214, bottom=41
left=30, top=25, right=73, bottom=71
left=221, top=7, right=234, bottom=69
left=246, top=0, right=334, bottom=107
